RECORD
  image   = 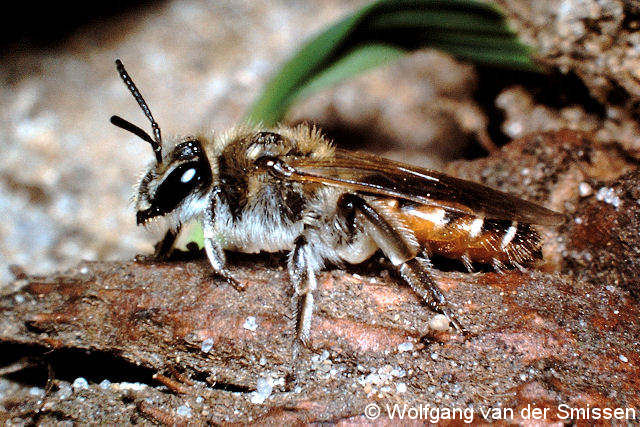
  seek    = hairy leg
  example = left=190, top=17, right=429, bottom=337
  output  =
left=203, top=195, right=245, bottom=291
left=398, top=257, right=466, bottom=333
left=287, top=236, right=318, bottom=347
left=345, top=194, right=466, bottom=333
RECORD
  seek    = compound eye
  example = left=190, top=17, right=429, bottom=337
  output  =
left=154, top=161, right=202, bottom=213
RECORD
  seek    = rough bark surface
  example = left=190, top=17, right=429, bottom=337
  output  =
left=1, top=131, right=639, bottom=424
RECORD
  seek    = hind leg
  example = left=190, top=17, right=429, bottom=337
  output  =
left=398, top=257, right=467, bottom=333
left=344, top=194, right=466, bottom=333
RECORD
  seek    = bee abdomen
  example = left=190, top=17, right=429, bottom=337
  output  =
left=389, top=202, right=542, bottom=266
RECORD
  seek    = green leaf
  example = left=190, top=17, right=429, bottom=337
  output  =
left=293, top=44, right=405, bottom=103
left=246, top=1, right=381, bottom=126
left=369, top=10, right=514, bottom=34
left=246, top=0, right=540, bottom=126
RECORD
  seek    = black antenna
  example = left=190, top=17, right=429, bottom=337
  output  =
left=112, top=59, right=163, bottom=163
left=110, top=115, right=156, bottom=145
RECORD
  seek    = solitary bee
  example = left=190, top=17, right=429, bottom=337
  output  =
left=111, top=60, right=564, bottom=343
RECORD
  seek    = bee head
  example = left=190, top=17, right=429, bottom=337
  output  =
left=134, top=138, right=212, bottom=226
left=110, top=59, right=212, bottom=226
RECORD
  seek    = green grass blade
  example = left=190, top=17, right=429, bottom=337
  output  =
left=246, top=1, right=382, bottom=125
left=430, top=43, right=537, bottom=70
left=245, top=0, right=539, bottom=127
left=293, top=44, right=405, bottom=104
left=373, top=0, right=503, bottom=17
left=368, top=10, right=514, bottom=34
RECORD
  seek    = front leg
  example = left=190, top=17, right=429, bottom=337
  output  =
left=203, top=194, right=245, bottom=291
left=153, top=226, right=181, bottom=259
left=287, top=236, right=318, bottom=346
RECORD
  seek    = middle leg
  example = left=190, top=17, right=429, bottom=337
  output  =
left=287, top=236, right=318, bottom=346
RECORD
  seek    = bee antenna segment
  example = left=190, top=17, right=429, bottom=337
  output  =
left=114, top=59, right=163, bottom=163
left=110, top=115, right=156, bottom=145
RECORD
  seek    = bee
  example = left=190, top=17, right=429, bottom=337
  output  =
left=110, top=59, right=564, bottom=343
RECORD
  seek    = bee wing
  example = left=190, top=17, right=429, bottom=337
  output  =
left=286, top=149, right=565, bottom=226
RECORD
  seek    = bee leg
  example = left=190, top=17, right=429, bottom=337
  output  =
left=153, top=226, right=181, bottom=259
left=203, top=214, right=246, bottom=292
left=346, top=194, right=467, bottom=334
left=398, top=258, right=467, bottom=334
left=285, top=236, right=318, bottom=385
left=288, top=236, right=317, bottom=348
